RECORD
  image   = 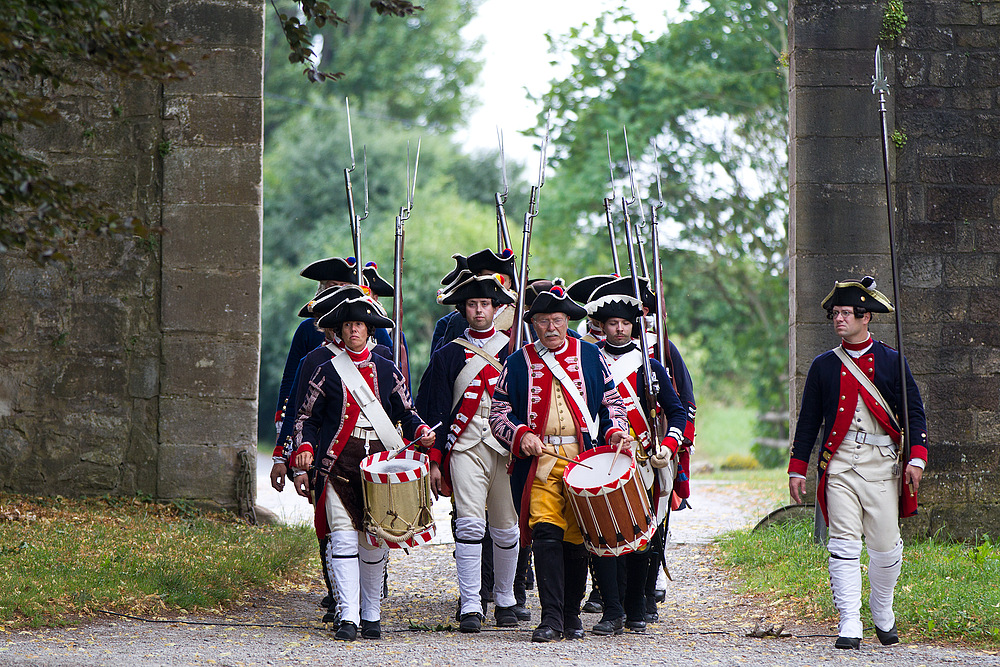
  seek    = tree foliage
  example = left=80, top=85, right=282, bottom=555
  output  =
left=0, top=0, right=192, bottom=262
left=534, top=0, right=790, bottom=463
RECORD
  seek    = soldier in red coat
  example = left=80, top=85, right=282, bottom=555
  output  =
left=789, top=276, right=928, bottom=650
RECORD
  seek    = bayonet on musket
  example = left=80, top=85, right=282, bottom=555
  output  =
left=392, top=138, right=420, bottom=366
left=496, top=128, right=513, bottom=252
left=604, top=132, right=622, bottom=275
left=511, top=113, right=551, bottom=349
left=621, top=127, right=661, bottom=455
left=344, top=98, right=369, bottom=285
left=872, top=45, right=914, bottom=507
left=649, top=140, right=669, bottom=372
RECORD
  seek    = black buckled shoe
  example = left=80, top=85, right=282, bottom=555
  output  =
left=531, top=625, right=563, bottom=642
left=626, top=618, right=647, bottom=633
left=563, top=616, right=585, bottom=640
left=334, top=620, right=357, bottom=641
left=459, top=612, right=483, bottom=633
left=511, top=604, right=531, bottom=621
left=835, top=636, right=861, bottom=650
left=582, top=600, right=603, bottom=614
left=592, top=616, right=625, bottom=636
left=322, top=607, right=340, bottom=625
left=875, top=624, right=899, bottom=646
left=320, top=594, right=333, bottom=608
left=494, top=605, right=519, bottom=627
left=360, top=619, right=381, bottom=640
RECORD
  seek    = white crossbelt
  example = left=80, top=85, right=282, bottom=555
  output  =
left=845, top=430, right=895, bottom=446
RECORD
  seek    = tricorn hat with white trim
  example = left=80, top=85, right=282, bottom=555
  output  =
left=820, top=276, right=894, bottom=313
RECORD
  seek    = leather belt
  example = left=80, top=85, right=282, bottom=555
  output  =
left=351, top=426, right=379, bottom=441
left=845, top=430, right=894, bottom=446
left=542, top=435, right=577, bottom=445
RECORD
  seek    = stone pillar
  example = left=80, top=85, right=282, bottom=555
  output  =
left=789, top=0, right=1000, bottom=539
left=157, top=0, right=264, bottom=511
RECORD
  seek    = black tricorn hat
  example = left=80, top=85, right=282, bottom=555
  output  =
left=440, top=253, right=469, bottom=287
left=589, top=276, right=657, bottom=314
left=440, top=273, right=516, bottom=306
left=362, top=262, right=394, bottom=298
left=467, top=247, right=516, bottom=278
left=821, top=276, right=894, bottom=313
left=566, top=274, right=617, bottom=305
left=524, top=278, right=563, bottom=307
left=299, top=256, right=359, bottom=283
left=297, top=284, right=367, bottom=318
left=585, top=281, right=643, bottom=327
left=317, top=294, right=394, bottom=330
left=523, top=282, right=587, bottom=322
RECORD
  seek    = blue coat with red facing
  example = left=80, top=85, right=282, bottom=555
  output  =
left=789, top=339, right=928, bottom=522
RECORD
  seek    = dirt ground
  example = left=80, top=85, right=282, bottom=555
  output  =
left=3, top=479, right=998, bottom=667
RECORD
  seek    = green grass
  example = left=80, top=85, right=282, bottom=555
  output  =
left=0, top=494, right=316, bottom=628
left=716, top=518, right=1000, bottom=646
left=691, top=400, right=757, bottom=466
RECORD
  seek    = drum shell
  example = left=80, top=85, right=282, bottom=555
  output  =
left=360, top=450, right=436, bottom=549
left=563, top=446, right=655, bottom=557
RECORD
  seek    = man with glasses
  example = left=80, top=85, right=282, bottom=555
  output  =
left=789, top=276, right=928, bottom=650
left=490, top=284, right=631, bottom=643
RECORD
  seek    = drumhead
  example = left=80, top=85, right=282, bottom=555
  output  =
left=365, top=458, right=422, bottom=475
left=565, top=451, right=631, bottom=488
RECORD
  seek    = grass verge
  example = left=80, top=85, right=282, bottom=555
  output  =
left=716, top=517, right=1000, bottom=646
left=0, top=493, right=316, bottom=629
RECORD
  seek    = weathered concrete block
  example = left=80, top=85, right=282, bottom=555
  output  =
left=796, top=136, right=883, bottom=184
left=162, top=146, right=262, bottom=207
left=161, top=204, right=262, bottom=271
left=161, top=268, right=260, bottom=334
left=927, top=186, right=994, bottom=222
left=791, top=49, right=875, bottom=88
left=159, top=396, right=256, bottom=445
left=928, top=503, right=1000, bottom=541
left=170, top=47, right=264, bottom=98
left=163, top=95, right=263, bottom=147
left=935, top=3, right=983, bottom=26
left=793, top=87, right=882, bottom=138
left=919, top=472, right=966, bottom=505
left=905, top=222, right=958, bottom=252
left=157, top=442, right=248, bottom=507
left=161, top=332, right=260, bottom=399
left=943, top=253, right=999, bottom=287
left=926, top=376, right=999, bottom=411
left=165, top=1, right=263, bottom=47
left=792, top=4, right=881, bottom=49
left=791, top=184, right=890, bottom=251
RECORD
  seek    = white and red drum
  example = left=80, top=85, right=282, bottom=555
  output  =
left=563, top=445, right=655, bottom=557
left=360, top=449, right=436, bottom=549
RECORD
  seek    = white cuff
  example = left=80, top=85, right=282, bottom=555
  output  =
left=907, top=458, right=926, bottom=470
left=788, top=472, right=806, bottom=479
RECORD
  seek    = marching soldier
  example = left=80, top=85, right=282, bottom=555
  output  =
left=490, top=284, right=631, bottom=642
left=416, top=273, right=522, bottom=632
left=431, top=248, right=517, bottom=353
left=292, top=292, right=435, bottom=641
left=789, top=276, right=927, bottom=649
left=584, top=279, right=687, bottom=634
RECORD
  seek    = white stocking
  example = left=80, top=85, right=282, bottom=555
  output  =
left=327, top=530, right=360, bottom=625
left=490, top=524, right=520, bottom=609
left=455, top=517, right=486, bottom=615
left=868, top=539, right=903, bottom=631
left=828, top=537, right=863, bottom=639
left=358, top=539, right=388, bottom=622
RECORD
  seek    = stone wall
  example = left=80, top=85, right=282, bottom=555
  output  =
left=789, top=0, right=1000, bottom=539
left=0, top=0, right=264, bottom=513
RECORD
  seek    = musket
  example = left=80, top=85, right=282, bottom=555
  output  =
left=873, top=46, right=912, bottom=486
left=392, top=138, right=420, bottom=366
left=603, top=132, right=622, bottom=275
left=343, top=98, right=369, bottom=285
left=495, top=128, right=532, bottom=345
left=649, top=140, right=672, bottom=375
left=621, top=127, right=662, bottom=453
left=511, top=113, right=551, bottom=349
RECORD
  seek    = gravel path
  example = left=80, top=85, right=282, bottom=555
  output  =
left=3, top=464, right=997, bottom=667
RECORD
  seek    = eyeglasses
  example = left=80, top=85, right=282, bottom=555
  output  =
left=831, top=309, right=856, bottom=320
left=532, top=316, right=567, bottom=328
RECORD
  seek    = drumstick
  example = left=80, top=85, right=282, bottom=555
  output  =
left=542, top=447, right=592, bottom=469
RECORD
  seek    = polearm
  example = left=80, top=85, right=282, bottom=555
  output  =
left=872, top=46, right=911, bottom=478
left=603, top=132, right=622, bottom=275
left=392, top=139, right=420, bottom=365
left=621, top=127, right=661, bottom=451
left=343, top=98, right=369, bottom=285
left=511, top=113, right=551, bottom=349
